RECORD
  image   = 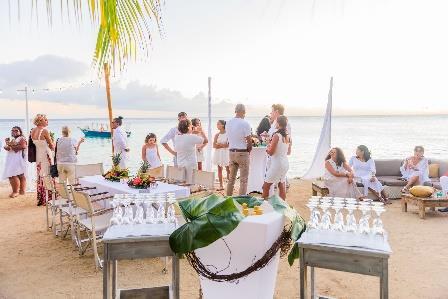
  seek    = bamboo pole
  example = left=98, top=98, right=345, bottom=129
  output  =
left=104, top=63, right=114, bottom=154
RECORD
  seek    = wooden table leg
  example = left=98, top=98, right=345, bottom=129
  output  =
left=112, top=260, right=117, bottom=299
left=172, top=255, right=180, bottom=299
left=299, top=248, right=307, bottom=299
left=311, top=266, right=315, bottom=299
left=430, top=206, right=436, bottom=212
left=380, top=258, right=389, bottom=299
left=312, top=188, right=317, bottom=196
left=103, top=245, right=110, bottom=299
left=418, top=202, right=425, bottom=219
left=401, top=197, right=407, bottom=212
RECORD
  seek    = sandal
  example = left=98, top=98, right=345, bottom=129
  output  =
left=401, top=187, right=409, bottom=193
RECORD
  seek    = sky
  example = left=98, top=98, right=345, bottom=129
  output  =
left=1, top=0, right=448, bottom=118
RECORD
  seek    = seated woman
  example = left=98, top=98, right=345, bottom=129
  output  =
left=400, top=146, right=430, bottom=192
left=349, top=145, right=390, bottom=204
left=438, top=172, right=448, bottom=212
left=174, top=119, right=208, bottom=184
left=324, top=147, right=363, bottom=199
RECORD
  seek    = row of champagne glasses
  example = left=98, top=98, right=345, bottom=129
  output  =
left=307, top=196, right=386, bottom=235
left=110, top=193, right=177, bottom=226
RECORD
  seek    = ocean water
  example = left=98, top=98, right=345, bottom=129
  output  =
left=0, top=115, right=447, bottom=179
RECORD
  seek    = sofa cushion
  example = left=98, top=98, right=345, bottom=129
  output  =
left=375, top=159, right=403, bottom=177
left=377, top=176, right=407, bottom=187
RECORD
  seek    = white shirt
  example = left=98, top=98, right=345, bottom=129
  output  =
left=56, top=137, right=78, bottom=164
left=174, top=134, right=204, bottom=167
left=226, top=117, right=251, bottom=150
left=161, top=126, right=181, bottom=147
left=349, top=156, right=376, bottom=179
left=113, top=126, right=128, bottom=154
left=268, top=119, right=292, bottom=137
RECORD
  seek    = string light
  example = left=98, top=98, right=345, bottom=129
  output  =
left=0, top=78, right=104, bottom=94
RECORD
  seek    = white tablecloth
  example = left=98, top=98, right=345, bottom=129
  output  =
left=247, top=147, right=268, bottom=193
left=195, top=203, right=284, bottom=299
left=78, top=175, right=190, bottom=199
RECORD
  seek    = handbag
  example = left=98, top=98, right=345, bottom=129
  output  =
left=28, top=134, right=36, bottom=163
left=50, top=138, right=59, bottom=178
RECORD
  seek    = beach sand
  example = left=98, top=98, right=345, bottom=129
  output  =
left=0, top=179, right=447, bottom=299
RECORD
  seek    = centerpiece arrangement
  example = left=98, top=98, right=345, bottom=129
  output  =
left=103, top=153, right=130, bottom=182
left=127, top=161, right=156, bottom=189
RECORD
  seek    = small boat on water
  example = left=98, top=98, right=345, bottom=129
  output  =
left=79, top=125, right=131, bottom=138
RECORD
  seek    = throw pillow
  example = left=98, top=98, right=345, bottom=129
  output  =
left=409, top=186, right=435, bottom=198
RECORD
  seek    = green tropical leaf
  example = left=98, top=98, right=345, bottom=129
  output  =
left=169, top=194, right=244, bottom=254
left=268, top=195, right=306, bottom=266
left=233, top=195, right=264, bottom=208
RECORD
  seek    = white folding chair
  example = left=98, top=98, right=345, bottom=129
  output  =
left=71, top=190, right=113, bottom=270
left=43, top=176, right=69, bottom=236
left=147, top=165, right=164, bottom=178
left=192, top=170, right=216, bottom=191
left=75, top=163, right=104, bottom=179
left=166, top=165, right=186, bottom=183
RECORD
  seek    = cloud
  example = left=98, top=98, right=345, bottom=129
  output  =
left=0, top=55, right=88, bottom=88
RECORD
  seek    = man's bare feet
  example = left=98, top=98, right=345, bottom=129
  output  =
left=9, top=193, right=19, bottom=198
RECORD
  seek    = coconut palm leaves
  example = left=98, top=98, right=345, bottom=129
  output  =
left=19, top=0, right=162, bottom=72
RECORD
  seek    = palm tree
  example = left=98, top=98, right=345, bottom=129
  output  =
left=12, top=0, right=162, bottom=72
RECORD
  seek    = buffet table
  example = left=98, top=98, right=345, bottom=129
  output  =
left=195, top=203, right=284, bottom=299
left=247, top=147, right=268, bottom=193
left=78, top=175, right=190, bottom=199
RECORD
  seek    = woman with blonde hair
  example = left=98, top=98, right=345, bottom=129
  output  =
left=30, top=114, right=54, bottom=206
left=56, top=126, right=84, bottom=184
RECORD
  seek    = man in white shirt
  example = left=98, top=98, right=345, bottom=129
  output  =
left=226, top=104, right=252, bottom=196
left=267, top=104, right=291, bottom=137
left=111, top=116, right=129, bottom=169
left=161, top=112, right=188, bottom=166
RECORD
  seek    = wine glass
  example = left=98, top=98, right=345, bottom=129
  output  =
left=320, top=202, right=332, bottom=230
left=156, top=199, right=166, bottom=223
left=358, top=204, right=372, bottom=234
left=345, top=204, right=358, bottom=233
left=109, top=199, right=122, bottom=226
left=122, top=198, right=133, bottom=225
left=306, top=202, right=320, bottom=230
left=134, top=198, right=145, bottom=224
left=331, top=203, right=345, bottom=231
left=372, top=206, right=386, bottom=235
left=145, top=202, right=156, bottom=224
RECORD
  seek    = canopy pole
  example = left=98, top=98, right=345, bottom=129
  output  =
left=104, top=63, right=114, bottom=154
left=206, top=77, right=213, bottom=171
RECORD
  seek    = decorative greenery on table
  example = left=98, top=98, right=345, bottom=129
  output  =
left=169, top=193, right=306, bottom=282
left=103, top=153, right=130, bottom=182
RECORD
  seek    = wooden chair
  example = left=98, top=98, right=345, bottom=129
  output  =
left=166, top=165, right=186, bottom=183
left=75, top=163, right=104, bottom=179
left=192, top=170, right=215, bottom=191
left=147, top=165, right=164, bottom=178
left=71, top=190, right=113, bottom=270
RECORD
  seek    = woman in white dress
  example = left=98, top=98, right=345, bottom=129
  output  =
left=112, top=116, right=129, bottom=169
left=400, top=146, right=430, bottom=192
left=192, top=118, right=208, bottom=171
left=141, top=133, right=162, bottom=169
left=262, top=116, right=291, bottom=200
left=174, top=119, right=207, bottom=184
left=2, top=126, right=27, bottom=198
left=349, top=145, right=390, bottom=203
left=56, top=126, right=84, bottom=184
left=31, top=114, right=55, bottom=206
left=213, top=120, right=230, bottom=190
left=324, top=147, right=363, bottom=199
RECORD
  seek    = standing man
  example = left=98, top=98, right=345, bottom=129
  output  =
left=268, top=104, right=291, bottom=137
left=161, top=112, right=188, bottom=166
left=226, top=104, right=252, bottom=196
left=112, top=116, right=129, bottom=169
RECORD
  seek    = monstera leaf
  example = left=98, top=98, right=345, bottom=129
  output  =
left=268, top=195, right=306, bottom=266
left=233, top=195, right=264, bottom=208
left=169, top=194, right=244, bottom=254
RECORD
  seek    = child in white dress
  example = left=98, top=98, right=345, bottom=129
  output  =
left=141, top=133, right=162, bottom=169
left=213, top=120, right=230, bottom=190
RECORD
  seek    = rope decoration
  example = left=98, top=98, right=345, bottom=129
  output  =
left=185, top=227, right=292, bottom=282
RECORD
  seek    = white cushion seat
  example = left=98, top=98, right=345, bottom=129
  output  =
left=79, top=212, right=112, bottom=233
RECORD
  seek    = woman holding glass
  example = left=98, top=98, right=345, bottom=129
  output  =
left=400, top=145, right=430, bottom=192
left=2, top=126, right=27, bottom=197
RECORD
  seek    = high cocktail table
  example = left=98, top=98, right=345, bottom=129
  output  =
left=401, top=194, right=448, bottom=219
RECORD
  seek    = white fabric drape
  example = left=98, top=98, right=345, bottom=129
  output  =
left=302, top=77, right=333, bottom=180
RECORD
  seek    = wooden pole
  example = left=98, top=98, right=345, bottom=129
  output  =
left=104, top=63, right=114, bottom=154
